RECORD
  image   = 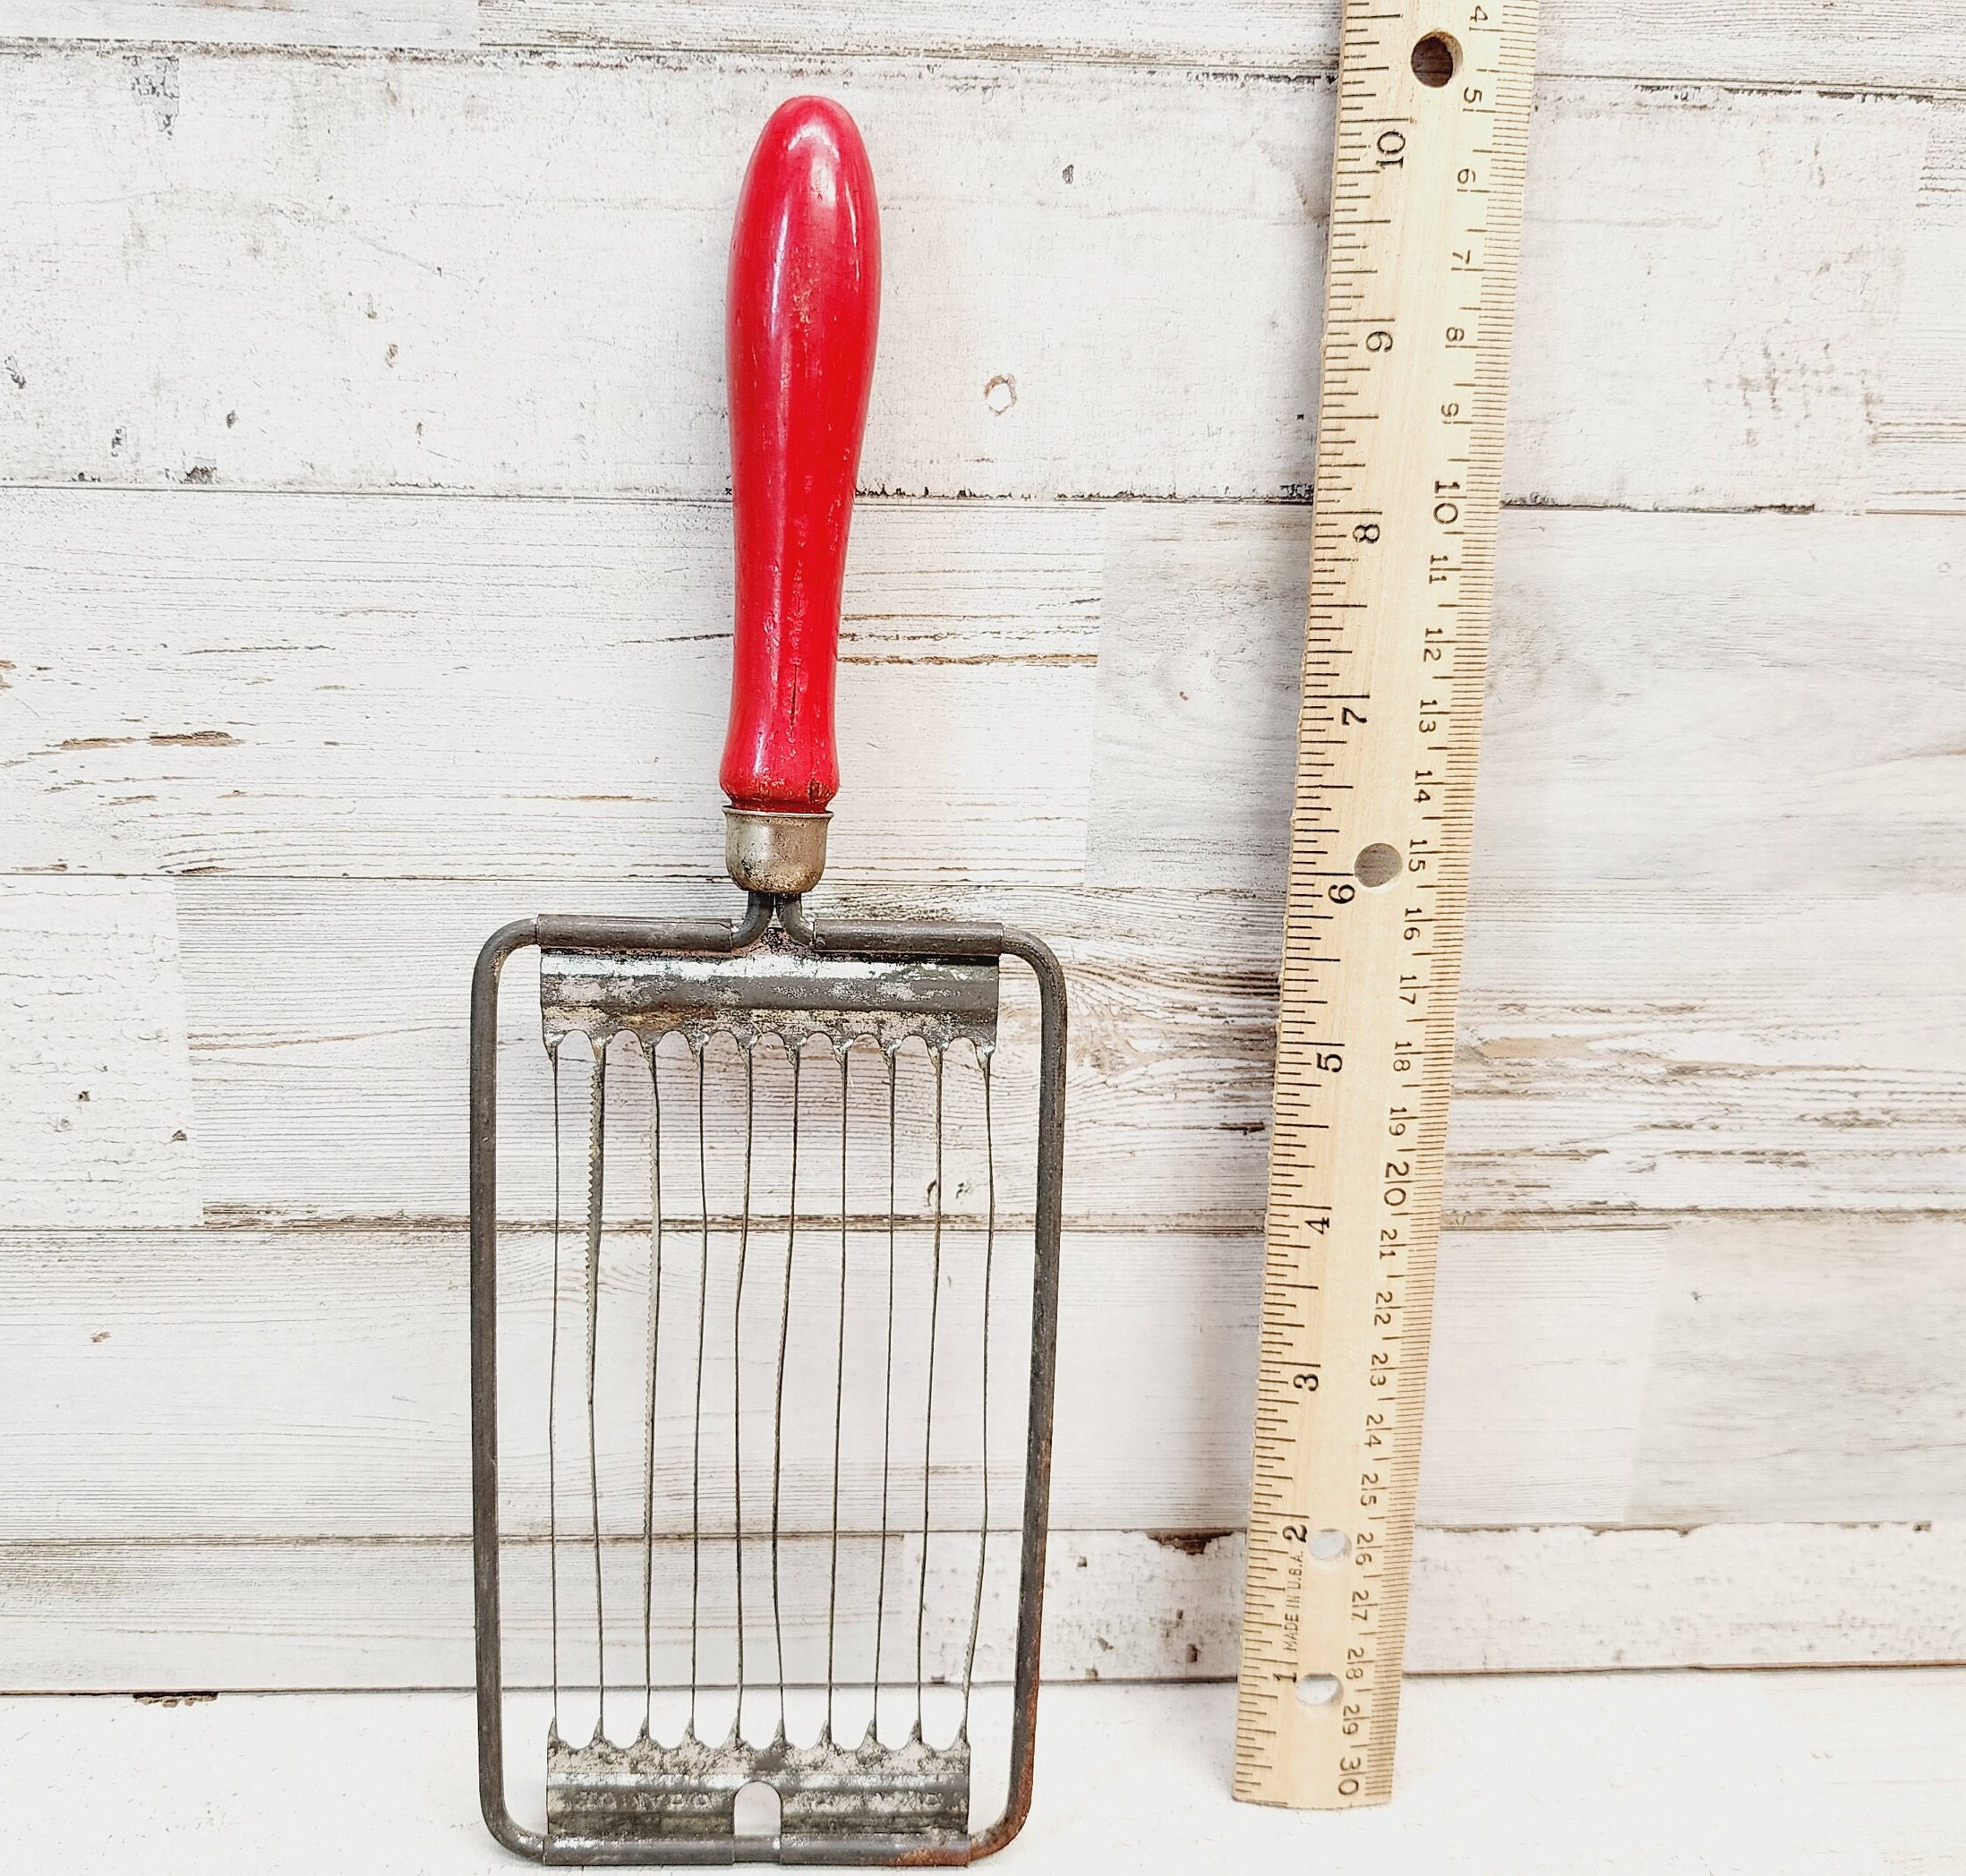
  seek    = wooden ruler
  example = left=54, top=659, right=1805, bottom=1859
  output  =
left=1233, top=0, right=1538, bottom=1811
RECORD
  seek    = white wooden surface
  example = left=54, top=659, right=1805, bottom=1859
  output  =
left=0, top=58, right=1938, bottom=507
left=9, top=0, right=1965, bottom=84
left=4, top=1677, right=1963, bottom=1871
left=2, top=1, right=1963, bottom=1692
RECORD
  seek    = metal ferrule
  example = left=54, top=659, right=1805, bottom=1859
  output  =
left=725, top=807, right=831, bottom=896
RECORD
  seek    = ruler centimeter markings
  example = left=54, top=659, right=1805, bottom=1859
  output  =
left=1234, top=0, right=1538, bottom=1812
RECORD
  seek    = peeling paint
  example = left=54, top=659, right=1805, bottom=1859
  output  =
left=128, top=55, right=180, bottom=137
left=1145, top=1530, right=1233, bottom=1556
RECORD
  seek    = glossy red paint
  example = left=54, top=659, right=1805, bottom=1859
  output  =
left=719, top=96, right=882, bottom=816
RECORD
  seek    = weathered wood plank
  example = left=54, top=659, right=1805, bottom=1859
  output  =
left=478, top=0, right=1966, bottom=92
left=1448, top=893, right=1966, bottom=1217
left=6, top=1215, right=1961, bottom=1539
left=10, top=1677, right=1966, bottom=1876
left=0, top=1224, right=1249, bottom=1538
left=11, top=0, right=1965, bottom=89
left=1871, top=103, right=1966, bottom=513
left=0, top=879, right=200, bottom=1228
left=0, top=1224, right=1248, bottom=1538
left=1, top=491, right=1098, bottom=884
left=9, top=494, right=1965, bottom=1219
left=2, top=0, right=472, bottom=50
left=1422, top=1218, right=1668, bottom=1524
left=14, top=1675, right=1966, bottom=1872
left=0, top=57, right=1929, bottom=507
left=1630, top=1215, right=1966, bottom=1523
left=0, top=1530, right=1213, bottom=1689
left=1090, top=505, right=1966, bottom=894
left=4, top=1522, right=1960, bottom=1690
left=13, top=493, right=1965, bottom=896
left=1, top=4, right=1958, bottom=1710
left=1414, top=1522, right=1966, bottom=1672
left=21, top=880, right=1966, bottom=1241
left=159, top=876, right=1966, bottom=1224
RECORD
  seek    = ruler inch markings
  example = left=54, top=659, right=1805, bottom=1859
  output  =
left=1233, top=0, right=1537, bottom=1814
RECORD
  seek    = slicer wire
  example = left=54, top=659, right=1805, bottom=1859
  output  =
left=584, top=1052, right=606, bottom=1740
left=870, top=1047, right=897, bottom=1729
left=823, top=1047, right=849, bottom=1743
left=913, top=1050, right=945, bottom=1742
left=641, top=1049, right=663, bottom=1737
left=546, top=1039, right=562, bottom=1738
left=768, top=1047, right=798, bottom=1744
left=731, top=1046, right=753, bottom=1733
left=540, top=1028, right=1000, bottom=1757
left=689, top=1045, right=708, bottom=1738
left=962, top=1056, right=996, bottom=1732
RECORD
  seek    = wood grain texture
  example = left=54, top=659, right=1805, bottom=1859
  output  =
left=11, top=493, right=1962, bottom=1223
left=13, top=492, right=1964, bottom=887
left=1, top=0, right=472, bottom=49
left=0, top=1223, right=1244, bottom=1539
left=1, top=490, right=1098, bottom=883
left=1092, top=503, right=1966, bottom=897
left=5, top=1215, right=1961, bottom=1541
left=2, top=19, right=1963, bottom=1693
left=145, top=875, right=1966, bottom=1226
left=477, top=0, right=1966, bottom=92
left=0, top=1531, right=1228, bottom=1689
left=8, top=1678, right=1966, bottom=1875
left=1630, top=1215, right=1966, bottom=1522
left=1872, top=104, right=1966, bottom=512
left=0, top=55, right=1930, bottom=507
left=4, top=1523, right=1961, bottom=1690
left=0, top=879, right=200, bottom=1227
left=12, top=0, right=1966, bottom=89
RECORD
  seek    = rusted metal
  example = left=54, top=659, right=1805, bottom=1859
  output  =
left=471, top=916, right=547, bottom=1867
left=542, top=941, right=999, bottom=1056
left=546, top=1730, right=970, bottom=1855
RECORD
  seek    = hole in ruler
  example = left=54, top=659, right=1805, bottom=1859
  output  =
left=1411, top=32, right=1458, bottom=86
left=1295, top=1674, right=1341, bottom=1707
left=1355, top=842, right=1402, bottom=888
left=733, top=1782, right=782, bottom=1840
left=1309, top=1529, right=1350, bottom=1563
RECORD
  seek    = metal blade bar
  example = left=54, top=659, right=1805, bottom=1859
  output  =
left=543, top=951, right=999, bottom=1055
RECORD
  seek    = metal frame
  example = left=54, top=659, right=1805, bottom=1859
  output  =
left=470, top=895, right=1067, bottom=1866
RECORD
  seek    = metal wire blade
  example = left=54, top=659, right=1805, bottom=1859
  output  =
left=524, top=938, right=1037, bottom=1854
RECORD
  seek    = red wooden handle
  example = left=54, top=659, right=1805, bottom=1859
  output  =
left=719, top=97, right=881, bottom=819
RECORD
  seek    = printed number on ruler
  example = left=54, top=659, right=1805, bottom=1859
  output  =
left=1232, top=0, right=1537, bottom=1812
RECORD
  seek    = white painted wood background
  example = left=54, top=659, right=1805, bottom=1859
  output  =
left=3, top=0, right=1963, bottom=1691
left=12, top=1674, right=1966, bottom=1872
